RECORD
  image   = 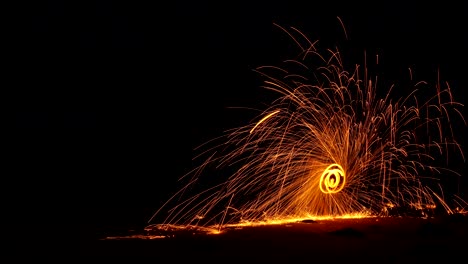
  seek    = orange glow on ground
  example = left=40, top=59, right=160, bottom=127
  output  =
left=144, top=212, right=374, bottom=238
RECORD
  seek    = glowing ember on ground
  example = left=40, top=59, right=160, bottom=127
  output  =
left=146, top=21, right=466, bottom=235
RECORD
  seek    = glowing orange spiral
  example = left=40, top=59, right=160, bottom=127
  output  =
left=319, top=164, right=346, bottom=194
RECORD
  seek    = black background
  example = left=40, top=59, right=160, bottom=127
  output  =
left=17, top=1, right=467, bottom=238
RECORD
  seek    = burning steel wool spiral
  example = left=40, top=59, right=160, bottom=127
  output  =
left=147, top=22, right=466, bottom=234
left=319, top=164, right=346, bottom=194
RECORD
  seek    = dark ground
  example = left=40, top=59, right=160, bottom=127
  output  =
left=81, top=214, right=468, bottom=262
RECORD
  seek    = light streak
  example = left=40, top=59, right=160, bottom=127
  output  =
left=319, top=164, right=346, bottom=194
left=250, top=110, right=281, bottom=134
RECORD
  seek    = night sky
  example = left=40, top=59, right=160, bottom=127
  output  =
left=19, top=1, right=467, bottom=235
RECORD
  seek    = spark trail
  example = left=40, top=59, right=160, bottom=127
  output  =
left=148, top=23, right=466, bottom=234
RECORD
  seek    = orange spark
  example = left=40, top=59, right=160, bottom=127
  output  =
left=250, top=110, right=281, bottom=134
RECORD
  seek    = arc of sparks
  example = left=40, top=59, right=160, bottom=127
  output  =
left=250, top=110, right=281, bottom=134
left=147, top=22, right=466, bottom=233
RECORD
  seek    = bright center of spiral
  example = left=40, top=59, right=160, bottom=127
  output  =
left=319, top=163, right=346, bottom=194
